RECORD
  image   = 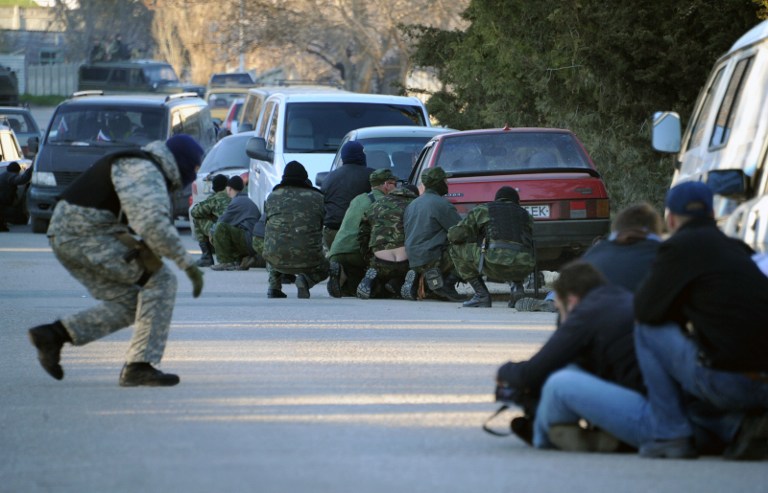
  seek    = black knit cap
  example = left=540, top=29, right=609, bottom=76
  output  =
left=227, top=175, right=244, bottom=191
left=495, top=186, right=520, bottom=204
left=281, top=160, right=309, bottom=185
left=165, top=134, right=204, bottom=187
left=212, top=174, right=228, bottom=192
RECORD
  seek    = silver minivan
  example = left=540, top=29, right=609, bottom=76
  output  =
left=245, top=91, right=431, bottom=211
left=652, top=20, right=768, bottom=252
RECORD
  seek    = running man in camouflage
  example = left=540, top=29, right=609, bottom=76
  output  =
left=27, top=135, right=205, bottom=387
left=449, top=186, right=535, bottom=307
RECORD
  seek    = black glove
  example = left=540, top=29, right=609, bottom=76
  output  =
left=185, top=265, right=204, bottom=298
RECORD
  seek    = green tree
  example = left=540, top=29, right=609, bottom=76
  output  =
left=410, top=0, right=762, bottom=210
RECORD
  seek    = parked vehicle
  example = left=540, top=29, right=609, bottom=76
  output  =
left=205, top=87, right=249, bottom=123
left=27, top=91, right=216, bottom=233
left=237, top=84, right=343, bottom=134
left=316, top=126, right=456, bottom=186
left=0, top=106, right=41, bottom=158
left=0, top=123, right=32, bottom=224
left=0, top=66, right=19, bottom=106
left=407, top=127, right=610, bottom=270
left=245, top=91, right=430, bottom=211
left=208, top=72, right=255, bottom=88
left=77, top=60, right=203, bottom=95
left=189, top=130, right=253, bottom=233
left=651, top=19, right=768, bottom=252
left=221, top=98, right=245, bottom=136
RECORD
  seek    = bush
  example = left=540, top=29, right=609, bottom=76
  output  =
left=19, top=94, right=66, bottom=107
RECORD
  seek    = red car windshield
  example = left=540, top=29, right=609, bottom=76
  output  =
left=434, top=132, right=592, bottom=174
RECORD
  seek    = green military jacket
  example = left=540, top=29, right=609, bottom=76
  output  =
left=329, top=188, right=385, bottom=257
left=263, top=185, right=325, bottom=269
left=359, top=187, right=417, bottom=256
left=190, top=190, right=231, bottom=236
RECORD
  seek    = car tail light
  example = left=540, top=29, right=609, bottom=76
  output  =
left=560, top=199, right=610, bottom=219
left=191, top=182, right=197, bottom=195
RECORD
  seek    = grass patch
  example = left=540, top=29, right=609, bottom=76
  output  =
left=19, top=94, right=66, bottom=106
left=0, top=0, right=40, bottom=6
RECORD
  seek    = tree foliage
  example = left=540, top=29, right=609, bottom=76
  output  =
left=410, top=0, right=763, bottom=210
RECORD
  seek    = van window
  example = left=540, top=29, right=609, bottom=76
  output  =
left=283, top=102, right=426, bottom=153
left=710, top=56, right=754, bottom=148
left=80, top=66, right=110, bottom=83
left=266, top=104, right=279, bottom=150
left=143, top=65, right=179, bottom=85
left=111, top=69, right=128, bottom=84
left=258, top=100, right=276, bottom=136
left=686, top=66, right=725, bottom=152
left=47, top=106, right=165, bottom=145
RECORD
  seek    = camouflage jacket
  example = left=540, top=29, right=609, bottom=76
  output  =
left=263, top=184, right=325, bottom=268
left=48, top=140, right=195, bottom=270
left=359, top=187, right=417, bottom=255
left=448, top=199, right=534, bottom=251
left=190, top=190, right=231, bottom=223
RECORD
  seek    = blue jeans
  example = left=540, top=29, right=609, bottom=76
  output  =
left=533, top=366, right=653, bottom=448
left=634, top=322, right=768, bottom=443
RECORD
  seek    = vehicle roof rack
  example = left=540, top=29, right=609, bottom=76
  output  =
left=71, top=90, right=104, bottom=98
left=165, top=92, right=199, bottom=102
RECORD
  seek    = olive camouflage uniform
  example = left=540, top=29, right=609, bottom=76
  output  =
left=47, top=141, right=195, bottom=364
left=190, top=190, right=231, bottom=242
left=358, top=187, right=417, bottom=285
left=448, top=199, right=535, bottom=283
left=264, top=185, right=328, bottom=289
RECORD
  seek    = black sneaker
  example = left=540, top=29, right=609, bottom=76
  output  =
left=724, top=411, right=768, bottom=461
left=511, top=416, right=533, bottom=446
left=267, top=288, right=287, bottom=298
left=295, top=274, right=310, bottom=299
left=401, top=270, right=418, bottom=300
left=548, top=424, right=622, bottom=453
left=119, top=362, right=180, bottom=387
left=28, top=321, right=70, bottom=380
left=327, top=261, right=342, bottom=298
left=356, top=268, right=377, bottom=299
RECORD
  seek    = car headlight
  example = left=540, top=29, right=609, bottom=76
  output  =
left=32, top=171, right=57, bottom=186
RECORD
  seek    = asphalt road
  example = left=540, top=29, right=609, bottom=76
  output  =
left=1, top=228, right=766, bottom=493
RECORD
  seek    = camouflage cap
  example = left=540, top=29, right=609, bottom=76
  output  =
left=369, top=168, right=398, bottom=186
left=421, top=166, right=450, bottom=189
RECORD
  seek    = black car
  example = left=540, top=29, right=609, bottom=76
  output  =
left=27, top=91, right=217, bottom=233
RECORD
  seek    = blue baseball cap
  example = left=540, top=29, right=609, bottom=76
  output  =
left=665, top=181, right=713, bottom=218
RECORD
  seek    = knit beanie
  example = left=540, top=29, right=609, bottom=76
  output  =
left=495, top=186, right=520, bottom=203
left=340, top=141, right=366, bottom=165
left=166, top=134, right=204, bottom=187
left=212, top=174, right=228, bottom=192
left=6, top=161, right=21, bottom=173
left=227, top=175, right=244, bottom=192
left=281, top=160, right=309, bottom=185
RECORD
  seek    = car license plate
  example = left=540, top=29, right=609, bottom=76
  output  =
left=524, top=205, right=550, bottom=218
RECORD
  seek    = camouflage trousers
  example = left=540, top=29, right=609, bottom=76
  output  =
left=268, top=258, right=330, bottom=289
left=49, top=232, right=177, bottom=365
left=450, top=243, right=534, bottom=283
left=412, top=249, right=456, bottom=277
left=212, top=222, right=256, bottom=264
left=329, top=251, right=367, bottom=296
left=192, top=216, right=215, bottom=243
left=322, top=226, right=338, bottom=254
left=370, top=257, right=410, bottom=285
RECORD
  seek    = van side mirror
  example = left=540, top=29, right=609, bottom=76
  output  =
left=27, top=136, right=39, bottom=155
left=707, top=169, right=748, bottom=200
left=246, top=137, right=273, bottom=162
left=651, top=111, right=682, bottom=153
left=315, top=171, right=328, bottom=187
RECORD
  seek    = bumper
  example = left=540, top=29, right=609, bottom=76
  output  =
left=27, top=185, right=62, bottom=221
left=533, top=218, right=610, bottom=267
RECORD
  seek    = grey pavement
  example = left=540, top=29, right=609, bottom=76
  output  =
left=1, top=227, right=765, bottom=493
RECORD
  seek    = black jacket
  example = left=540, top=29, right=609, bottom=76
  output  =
left=498, top=284, right=645, bottom=397
left=321, top=164, right=373, bottom=229
left=0, top=166, right=32, bottom=206
left=581, top=236, right=660, bottom=292
left=634, top=217, right=768, bottom=372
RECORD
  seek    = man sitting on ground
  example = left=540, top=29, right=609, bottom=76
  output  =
left=210, top=176, right=263, bottom=271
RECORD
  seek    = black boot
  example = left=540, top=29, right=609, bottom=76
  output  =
left=432, top=272, right=469, bottom=302
left=267, top=288, right=287, bottom=298
left=400, top=269, right=419, bottom=301
left=463, top=277, right=492, bottom=307
left=195, top=240, right=214, bottom=267
left=327, top=261, right=342, bottom=298
left=119, top=362, right=180, bottom=387
left=28, top=321, right=71, bottom=380
left=356, top=268, right=378, bottom=299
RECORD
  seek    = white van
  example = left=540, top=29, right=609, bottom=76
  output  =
left=245, top=91, right=431, bottom=211
left=652, top=20, right=768, bottom=252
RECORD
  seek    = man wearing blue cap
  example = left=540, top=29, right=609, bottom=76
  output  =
left=633, top=181, right=768, bottom=459
left=27, top=135, right=206, bottom=387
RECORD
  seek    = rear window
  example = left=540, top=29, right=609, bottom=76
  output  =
left=434, top=132, right=591, bottom=174
left=207, top=92, right=244, bottom=109
left=210, top=73, right=253, bottom=86
left=47, top=106, right=166, bottom=146
left=0, top=111, right=37, bottom=134
left=143, top=65, right=179, bottom=85
left=355, top=136, right=433, bottom=178
left=199, top=135, right=250, bottom=173
left=284, top=102, right=427, bottom=152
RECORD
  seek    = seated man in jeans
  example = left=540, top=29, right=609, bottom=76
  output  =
left=633, top=181, right=768, bottom=460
